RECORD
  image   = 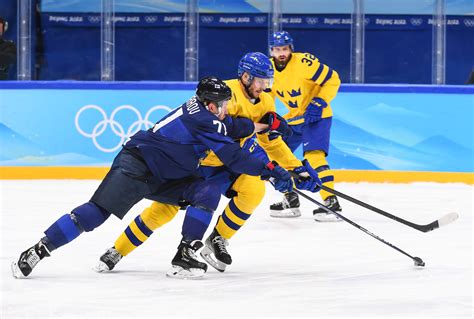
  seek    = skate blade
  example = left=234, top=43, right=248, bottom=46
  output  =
left=270, top=208, right=301, bottom=218
left=11, top=261, right=27, bottom=279
left=314, top=212, right=342, bottom=222
left=200, top=247, right=227, bottom=272
left=166, top=265, right=205, bottom=279
left=93, top=261, right=112, bottom=273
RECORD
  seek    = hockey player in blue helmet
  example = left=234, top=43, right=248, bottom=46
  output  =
left=269, top=30, right=294, bottom=50
left=268, top=30, right=343, bottom=221
left=90, top=53, right=322, bottom=276
left=268, top=31, right=294, bottom=71
left=237, top=52, right=274, bottom=100
left=195, top=53, right=322, bottom=271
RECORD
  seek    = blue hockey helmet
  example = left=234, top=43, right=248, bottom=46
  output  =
left=237, top=52, right=274, bottom=80
left=269, top=31, right=294, bottom=50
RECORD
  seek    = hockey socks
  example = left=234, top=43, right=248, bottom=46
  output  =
left=44, top=202, right=110, bottom=250
left=181, top=206, right=213, bottom=241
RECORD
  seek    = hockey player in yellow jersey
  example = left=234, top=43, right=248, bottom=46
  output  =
left=95, top=52, right=323, bottom=276
left=197, top=53, right=322, bottom=272
left=268, top=30, right=342, bottom=222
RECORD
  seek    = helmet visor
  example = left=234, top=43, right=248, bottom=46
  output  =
left=252, top=77, right=274, bottom=90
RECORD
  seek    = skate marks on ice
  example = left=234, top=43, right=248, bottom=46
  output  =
left=1, top=180, right=472, bottom=317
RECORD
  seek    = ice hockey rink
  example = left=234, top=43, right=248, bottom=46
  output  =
left=1, top=180, right=472, bottom=318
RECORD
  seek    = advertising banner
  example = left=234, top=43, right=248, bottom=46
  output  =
left=1, top=82, right=472, bottom=174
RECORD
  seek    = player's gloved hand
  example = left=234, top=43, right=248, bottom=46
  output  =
left=258, top=111, right=293, bottom=138
left=304, top=97, right=327, bottom=124
left=292, top=159, right=321, bottom=192
left=261, top=161, right=293, bottom=193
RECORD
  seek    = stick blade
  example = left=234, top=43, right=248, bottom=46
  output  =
left=437, top=212, right=459, bottom=228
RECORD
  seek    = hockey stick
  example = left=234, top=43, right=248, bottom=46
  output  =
left=315, top=183, right=458, bottom=233
left=292, top=188, right=426, bottom=267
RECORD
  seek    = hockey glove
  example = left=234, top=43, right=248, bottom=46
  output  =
left=261, top=161, right=293, bottom=193
left=258, top=112, right=293, bottom=138
left=304, top=97, right=327, bottom=124
left=292, top=159, right=321, bottom=193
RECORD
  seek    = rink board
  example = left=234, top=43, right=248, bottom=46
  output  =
left=0, top=82, right=472, bottom=182
left=0, top=166, right=473, bottom=184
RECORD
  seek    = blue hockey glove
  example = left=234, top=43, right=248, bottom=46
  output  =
left=261, top=161, right=293, bottom=193
left=304, top=97, right=327, bottom=124
left=258, top=112, right=293, bottom=138
left=292, top=159, right=321, bottom=193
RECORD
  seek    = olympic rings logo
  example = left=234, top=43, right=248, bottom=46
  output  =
left=88, top=16, right=100, bottom=23
left=464, top=19, right=474, bottom=27
left=75, top=104, right=172, bottom=153
left=410, top=18, right=423, bottom=26
left=145, top=16, right=158, bottom=23
left=201, top=16, right=214, bottom=23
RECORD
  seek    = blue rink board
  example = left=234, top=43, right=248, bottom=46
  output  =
left=0, top=82, right=472, bottom=172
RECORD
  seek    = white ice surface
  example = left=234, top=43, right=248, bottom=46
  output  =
left=1, top=180, right=472, bottom=318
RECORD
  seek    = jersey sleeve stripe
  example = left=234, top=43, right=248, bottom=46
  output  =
left=320, top=68, right=334, bottom=86
left=311, top=63, right=324, bottom=82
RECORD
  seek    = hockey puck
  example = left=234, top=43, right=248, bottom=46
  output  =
left=413, top=257, right=425, bottom=267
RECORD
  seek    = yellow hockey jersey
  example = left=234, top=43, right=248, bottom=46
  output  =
left=270, top=52, right=341, bottom=125
left=200, top=79, right=302, bottom=169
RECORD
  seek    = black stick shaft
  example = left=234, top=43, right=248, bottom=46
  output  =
left=317, top=184, right=438, bottom=232
left=293, top=189, right=419, bottom=262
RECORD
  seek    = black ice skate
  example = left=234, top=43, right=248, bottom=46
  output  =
left=166, top=239, right=207, bottom=279
left=94, top=247, right=123, bottom=273
left=11, top=240, right=51, bottom=278
left=313, top=195, right=343, bottom=222
left=200, top=229, right=232, bottom=272
left=270, top=191, right=301, bottom=218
